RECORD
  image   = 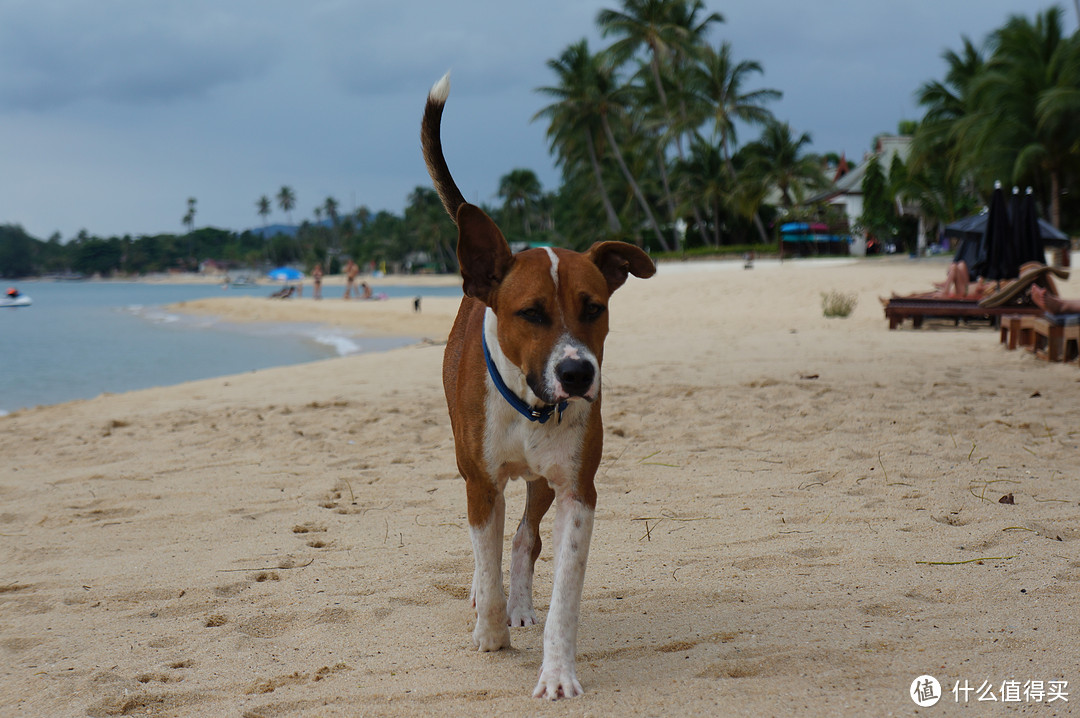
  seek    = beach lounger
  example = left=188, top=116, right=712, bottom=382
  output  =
left=884, top=297, right=1041, bottom=330
left=977, top=264, right=1069, bottom=309
left=885, top=263, right=1068, bottom=330
left=1000, top=313, right=1080, bottom=362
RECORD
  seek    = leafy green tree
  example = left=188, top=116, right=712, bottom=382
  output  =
left=858, top=155, right=896, bottom=246
left=0, top=225, right=40, bottom=277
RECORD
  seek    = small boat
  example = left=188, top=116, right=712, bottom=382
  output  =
left=1, top=294, right=32, bottom=308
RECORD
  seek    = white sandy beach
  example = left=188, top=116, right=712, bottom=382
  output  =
left=2, top=256, right=1078, bottom=716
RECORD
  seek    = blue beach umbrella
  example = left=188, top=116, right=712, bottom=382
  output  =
left=267, top=266, right=303, bottom=282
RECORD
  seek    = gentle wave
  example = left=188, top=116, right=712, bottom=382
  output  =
left=307, top=329, right=364, bottom=356
left=127, top=305, right=383, bottom=358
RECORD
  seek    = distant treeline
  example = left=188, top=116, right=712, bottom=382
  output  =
left=0, top=224, right=277, bottom=279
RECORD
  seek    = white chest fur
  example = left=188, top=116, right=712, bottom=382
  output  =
left=481, top=308, right=590, bottom=488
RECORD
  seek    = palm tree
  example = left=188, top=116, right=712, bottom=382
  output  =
left=987, top=8, right=1078, bottom=226
left=598, top=0, right=724, bottom=248
left=686, top=41, right=780, bottom=242
left=674, top=134, right=730, bottom=246
left=324, top=197, right=339, bottom=226
left=405, top=187, right=458, bottom=271
left=535, top=40, right=623, bottom=234
left=498, top=169, right=543, bottom=236
left=323, top=196, right=341, bottom=253
left=256, top=195, right=272, bottom=229
left=911, top=37, right=985, bottom=221
left=276, top=186, right=296, bottom=226
left=741, top=120, right=826, bottom=209
left=535, top=40, right=670, bottom=250
left=950, top=8, right=1079, bottom=225
left=598, top=0, right=723, bottom=152
left=354, top=206, right=371, bottom=229
left=182, top=197, right=196, bottom=234
left=690, top=43, right=780, bottom=174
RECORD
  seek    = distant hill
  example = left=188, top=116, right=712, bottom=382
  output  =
left=248, top=219, right=334, bottom=238
left=249, top=223, right=298, bottom=238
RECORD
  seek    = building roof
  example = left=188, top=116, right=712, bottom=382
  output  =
left=806, top=135, right=912, bottom=205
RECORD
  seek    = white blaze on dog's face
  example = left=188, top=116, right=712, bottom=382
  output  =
left=492, top=247, right=609, bottom=406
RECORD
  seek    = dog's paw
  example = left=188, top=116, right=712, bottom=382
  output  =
left=507, top=608, right=538, bottom=627
left=472, top=623, right=511, bottom=652
left=533, top=662, right=583, bottom=700
left=506, top=597, right=538, bottom=627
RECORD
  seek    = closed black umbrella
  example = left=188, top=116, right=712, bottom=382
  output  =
left=978, top=183, right=1014, bottom=281
left=944, top=209, right=1067, bottom=245
left=1013, top=188, right=1046, bottom=266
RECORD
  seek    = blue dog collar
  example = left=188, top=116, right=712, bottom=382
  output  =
left=482, top=330, right=567, bottom=424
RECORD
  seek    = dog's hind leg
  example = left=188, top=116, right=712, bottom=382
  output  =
left=507, top=478, right=555, bottom=626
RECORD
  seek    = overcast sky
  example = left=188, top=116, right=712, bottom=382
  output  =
left=0, top=1, right=1067, bottom=240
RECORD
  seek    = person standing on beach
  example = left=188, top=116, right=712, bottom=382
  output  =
left=344, top=259, right=359, bottom=299
left=312, top=262, right=323, bottom=300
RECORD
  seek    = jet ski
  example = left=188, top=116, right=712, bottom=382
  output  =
left=1, top=289, right=31, bottom=307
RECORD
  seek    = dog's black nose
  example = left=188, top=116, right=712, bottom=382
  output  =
left=556, top=358, right=595, bottom=397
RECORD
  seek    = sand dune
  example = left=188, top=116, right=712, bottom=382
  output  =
left=2, top=256, right=1078, bottom=716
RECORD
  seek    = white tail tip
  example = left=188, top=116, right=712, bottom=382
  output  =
left=429, top=71, right=451, bottom=104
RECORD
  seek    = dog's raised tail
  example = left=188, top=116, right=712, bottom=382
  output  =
left=421, top=72, right=467, bottom=222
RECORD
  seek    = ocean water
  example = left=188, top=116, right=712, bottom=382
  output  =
left=0, top=280, right=460, bottom=414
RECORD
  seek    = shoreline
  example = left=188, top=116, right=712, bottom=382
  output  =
left=166, top=294, right=460, bottom=340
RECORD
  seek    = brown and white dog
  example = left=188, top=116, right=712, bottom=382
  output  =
left=421, top=73, right=655, bottom=699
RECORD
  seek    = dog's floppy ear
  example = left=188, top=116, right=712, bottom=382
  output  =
left=585, top=241, right=656, bottom=294
left=456, top=203, right=513, bottom=305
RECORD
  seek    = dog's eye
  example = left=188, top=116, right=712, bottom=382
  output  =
left=582, top=302, right=606, bottom=321
left=516, top=306, right=547, bottom=325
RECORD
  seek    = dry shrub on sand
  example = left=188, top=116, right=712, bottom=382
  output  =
left=821, top=290, right=857, bottom=318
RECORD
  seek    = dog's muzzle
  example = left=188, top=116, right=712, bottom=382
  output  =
left=555, top=358, right=595, bottom=398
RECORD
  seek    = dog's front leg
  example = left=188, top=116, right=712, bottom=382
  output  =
left=508, top=479, right=555, bottom=626
left=533, top=492, right=594, bottom=699
left=468, top=485, right=511, bottom=652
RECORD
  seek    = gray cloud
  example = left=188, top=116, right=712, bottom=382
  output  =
left=0, top=2, right=277, bottom=110
left=0, top=0, right=1048, bottom=239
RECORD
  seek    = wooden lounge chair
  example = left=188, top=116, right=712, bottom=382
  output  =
left=1000, top=313, right=1080, bottom=362
left=977, top=263, right=1069, bottom=308
left=885, top=263, right=1069, bottom=330
left=884, top=296, right=1042, bottom=330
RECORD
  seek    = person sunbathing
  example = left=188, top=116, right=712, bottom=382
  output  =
left=1031, top=284, right=1080, bottom=314
left=931, top=260, right=988, bottom=299
left=920, top=259, right=989, bottom=297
